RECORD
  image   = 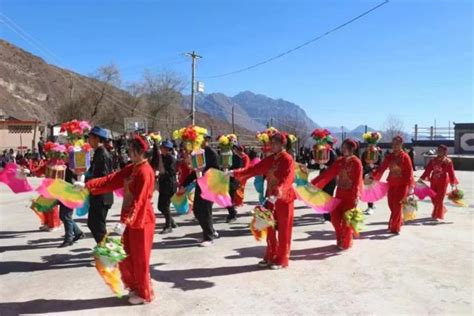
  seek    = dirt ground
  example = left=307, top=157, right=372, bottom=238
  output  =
left=0, top=170, right=472, bottom=315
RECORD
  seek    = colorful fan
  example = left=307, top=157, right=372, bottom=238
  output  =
left=76, top=196, right=90, bottom=217
left=31, top=196, right=58, bottom=212
left=294, top=163, right=309, bottom=186
left=361, top=180, right=389, bottom=202
left=114, top=188, right=125, bottom=198
left=93, top=236, right=127, bottom=297
left=0, top=163, right=33, bottom=193
left=414, top=181, right=436, bottom=200
left=197, top=168, right=232, bottom=207
left=250, top=205, right=275, bottom=241
left=447, top=189, right=467, bottom=207
left=343, top=208, right=364, bottom=236
left=36, top=178, right=89, bottom=209
left=402, top=196, right=418, bottom=221
left=171, top=183, right=195, bottom=215
left=294, top=184, right=340, bottom=214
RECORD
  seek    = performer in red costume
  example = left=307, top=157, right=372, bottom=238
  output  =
left=233, top=144, right=250, bottom=207
left=231, top=133, right=296, bottom=269
left=86, top=136, right=156, bottom=305
left=372, top=136, right=414, bottom=234
left=420, top=144, right=458, bottom=220
left=311, top=139, right=363, bottom=250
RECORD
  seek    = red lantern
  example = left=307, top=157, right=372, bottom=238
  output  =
left=313, top=144, right=329, bottom=164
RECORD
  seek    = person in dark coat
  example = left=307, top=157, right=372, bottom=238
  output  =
left=58, top=165, right=84, bottom=248
left=226, top=149, right=243, bottom=223
left=156, top=140, right=178, bottom=234
left=85, top=126, right=114, bottom=243
left=318, top=140, right=337, bottom=222
left=182, top=134, right=219, bottom=247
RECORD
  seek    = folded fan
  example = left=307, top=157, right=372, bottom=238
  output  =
left=197, top=168, right=232, bottom=207
left=36, top=178, right=89, bottom=209
left=414, top=181, right=436, bottom=200
left=250, top=205, right=275, bottom=241
left=294, top=163, right=309, bottom=186
left=0, top=163, right=33, bottom=193
left=93, top=236, right=127, bottom=297
left=447, top=189, right=467, bottom=207
left=294, top=184, right=340, bottom=214
left=361, top=180, right=388, bottom=202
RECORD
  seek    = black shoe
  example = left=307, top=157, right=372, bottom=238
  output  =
left=226, top=216, right=237, bottom=223
left=160, top=227, right=173, bottom=234
left=73, top=232, right=85, bottom=242
left=58, top=241, right=74, bottom=248
left=171, top=222, right=178, bottom=229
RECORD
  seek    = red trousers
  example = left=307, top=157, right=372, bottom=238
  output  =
left=234, top=180, right=246, bottom=207
left=332, top=192, right=357, bottom=249
left=35, top=206, right=61, bottom=229
left=387, top=184, right=409, bottom=233
left=265, top=200, right=294, bottom=267
left=120, top=223, right=155, bottom=301
left=430, top=180, right=448, bottom=220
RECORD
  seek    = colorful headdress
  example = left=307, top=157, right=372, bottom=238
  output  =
left=172, top=125, right=208, bottom=152
left=392, top=135, right=404, bottom=143
left=311, top=128, right=333, bottom=145
left=217, top=134, right=238, bottom=152
left=362, top=132, right=382, bottom=144
left=256, top=127, right=279, bottom=145
left=132, top=135, right=149, bottom=152
left=148, top=132, right=162, bottom=144
left=342, top=138, right=358, bottom=150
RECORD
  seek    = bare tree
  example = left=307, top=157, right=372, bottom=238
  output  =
left=383, top=114, right=405, bottom=141
left=139, top=69, right=185, bottom=132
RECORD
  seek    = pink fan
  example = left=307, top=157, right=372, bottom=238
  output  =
left=414, top=181, right=436, bottom=200
left=361, top=180, right=388, bottom=202
left=0, top=163, right=33, bottom=193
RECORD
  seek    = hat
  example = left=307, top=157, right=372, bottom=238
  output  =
left=89, top=126, right=110, bottom=140
left=161, top=140, right=174, bottom=149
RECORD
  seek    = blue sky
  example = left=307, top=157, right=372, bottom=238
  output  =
left=1, top=0, right=472, bottom=132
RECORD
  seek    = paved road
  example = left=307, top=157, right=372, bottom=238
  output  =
left=0, top=170, right=472, bottom=315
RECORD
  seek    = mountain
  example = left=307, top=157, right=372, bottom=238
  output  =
left=0, top=40, right=254, bottom=140
left=183, top=91, right=319, bottom=135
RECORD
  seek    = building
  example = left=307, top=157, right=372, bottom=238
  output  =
left=0, top=111, right=43, bottom=152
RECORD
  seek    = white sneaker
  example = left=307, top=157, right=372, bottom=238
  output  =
left=372, top=205, right=377, bottom=210
left=213, top=231, right=219, bottom=239
left=199, top=240, right=214, bottom=247
left=365, top=208, right=374, bottom=215
left=128, top=294, right=146, bottom=305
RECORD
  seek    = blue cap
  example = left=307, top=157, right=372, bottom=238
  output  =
left=161, top=140, right=174, bottom=149
left=89, top=126, right=110, bottom=139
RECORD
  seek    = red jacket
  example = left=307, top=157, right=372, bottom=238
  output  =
left=421, top=157, right=458, bottom=185
left=373, top=151, right=414, bottom=187
left=311, top=155, right=363, bottom=199
left=87, top=160, right=156, bottom=229
left=234, top=151, right=296, bottom=203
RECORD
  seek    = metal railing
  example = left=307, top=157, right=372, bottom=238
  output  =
left=413, top=124, right=454, bottom=141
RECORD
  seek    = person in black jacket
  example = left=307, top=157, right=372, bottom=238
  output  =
left=226, top=150, right=243, bottom=223
left=182, top=135, right=219, bottom=247
left=317, top=141, right=337, bottom=222
left=156, top=140, right=178, bottom=234
left=58, top=165, right=85, bottom=248
left=85, top=126, right=114, bottom=244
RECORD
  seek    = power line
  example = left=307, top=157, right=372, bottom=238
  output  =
left=200, top=0, right=389, bottom=79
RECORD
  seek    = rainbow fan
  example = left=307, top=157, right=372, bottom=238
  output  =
left=414, top=181, right=436, bottom=200
left=344, top=208, right=364, bottom=236
left=447, top=189, right=467, bottom=207
left=93, top=236, right=126, bottom=297
left=294, top=184, right=340, bottom=214
left=171, top=184, right=195, bottom=215
left=197, top=168, right=232, bottom=207
left=0, top=163, right=33, bottom=193
left=250, top=205, right=275, bottom=241
left=294, top=163, right=309, bottom=186
left=31, top=196, right=58, bottom=213
left=36, top=178, right=89, bottom=209
left=361, top=180, right=389, bottom=202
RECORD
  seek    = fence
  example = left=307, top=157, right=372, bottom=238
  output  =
left=413, top=124, right=454, bottom=141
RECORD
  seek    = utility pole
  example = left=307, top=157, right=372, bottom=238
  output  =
left=231, top=106, right=235, bottom=134
left=186, top=51, right=202, bottom=125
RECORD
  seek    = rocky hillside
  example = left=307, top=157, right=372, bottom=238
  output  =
left=0, top=40, right=254, bottom=140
